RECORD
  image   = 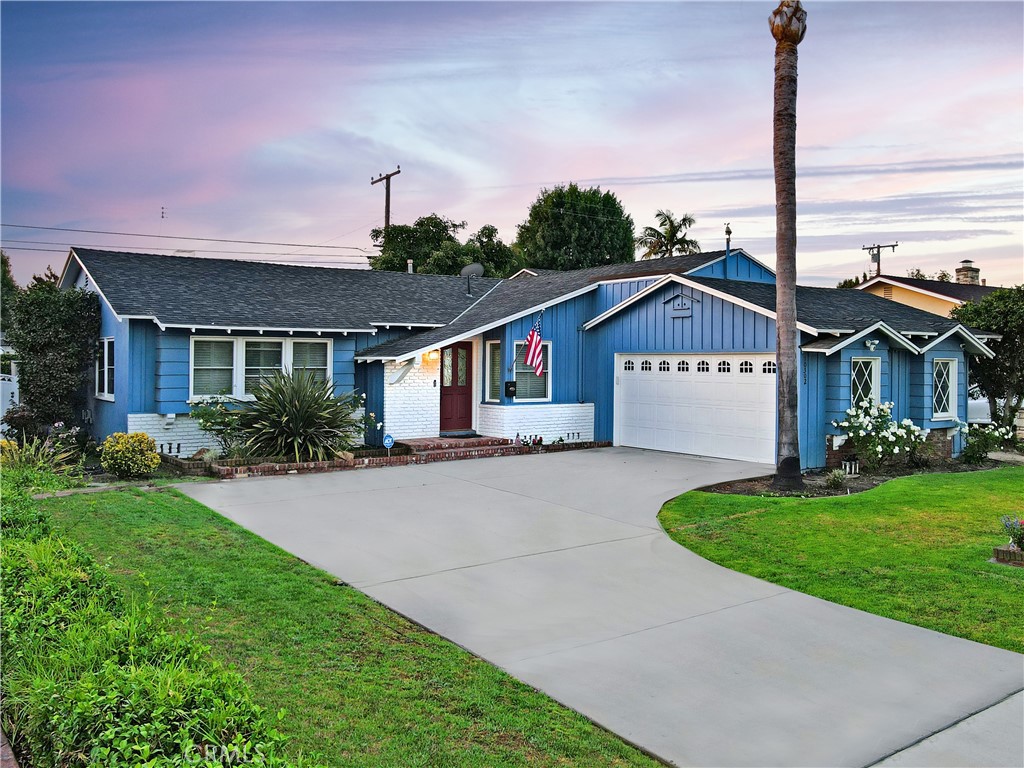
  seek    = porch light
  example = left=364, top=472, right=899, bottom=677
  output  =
left=426, top=349, right=440, bottom=362
left=864, top=339, right=879, bottom=351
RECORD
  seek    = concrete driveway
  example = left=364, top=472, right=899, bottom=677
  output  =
left=180, top=448, right=1024, bottom=767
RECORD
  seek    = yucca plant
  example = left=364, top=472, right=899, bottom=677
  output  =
left=237, top=370, right=363, bottom=462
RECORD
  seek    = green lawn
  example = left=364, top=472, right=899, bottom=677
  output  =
left=44, top=487, right=658, bottom=768
left=658, top=466, right=1024, bottom=654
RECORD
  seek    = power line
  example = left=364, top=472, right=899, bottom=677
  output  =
left=0, top=238, right=368, bottom=259
left=1, top=223, right=371, bottom=251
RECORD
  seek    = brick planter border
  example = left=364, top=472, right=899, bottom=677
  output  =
left=183, top=439, right=614, bottom=480
left=993, top=544, right=1024, bottom=566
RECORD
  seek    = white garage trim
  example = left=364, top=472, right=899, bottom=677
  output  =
left=613, top=353, right=777, bottom=463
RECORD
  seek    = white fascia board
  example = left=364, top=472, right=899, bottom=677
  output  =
left=57, top=250, right=79, bottom=289
left=920, top=326, right=995, bottom=359
left=370, top=322, right=445, bottom=329
left=159, top=322, right=375, bottom=335
left=583, top=274, right=817, bottom=334
left=357, top=282, right=600, bottom=362
left=64, top=250, right=124, bottom=323
left=818, top=321, right=921, bottom=356
left=508, top=268, right=539, bottom=279
left=857, top=276, right=964, bottom=306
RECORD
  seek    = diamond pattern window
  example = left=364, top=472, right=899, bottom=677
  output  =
left=932, top=359, right=956, bottom=418
left=851, top=358, right=879, bottom=406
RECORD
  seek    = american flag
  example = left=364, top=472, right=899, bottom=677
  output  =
left=524, top=314, right=544, bottom=376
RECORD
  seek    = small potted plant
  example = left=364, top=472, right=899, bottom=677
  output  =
left=994, top=515, right=1024, bottom=565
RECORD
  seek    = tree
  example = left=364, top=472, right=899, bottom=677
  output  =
left=836, top=271, right=868, bottom=289
left=515, top=183, right=634, bottom=271
left=420, top=225, right=521, bottom=278
left=5, top=280, right=101, bottom=429
left=769, top=0, right=807, bottom=490
left=370, top=214, right=466, bottom=273
left=635, top=210, right=700, bottom=260
left=906, top=268, right=953, bottom=282
left=1, top=251, right=19, bottom=332
left=951, top=286, right=1024, bottom=430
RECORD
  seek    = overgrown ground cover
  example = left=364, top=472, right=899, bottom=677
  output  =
left=44, top=487, right=658, bottom=767
left=659, top=466, right=1024, bottom=654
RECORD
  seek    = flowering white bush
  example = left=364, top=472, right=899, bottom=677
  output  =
left=832, top=401, right=929, bottom=471
left=956, top=420, right=1016, bottom=464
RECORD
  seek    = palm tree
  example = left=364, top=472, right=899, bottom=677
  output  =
left=635, top=210, right=700, bottom=260
left=769, top=0, right=806, bottom=490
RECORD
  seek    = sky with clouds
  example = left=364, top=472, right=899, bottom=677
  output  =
left=2, top=1, right=1022, bottom=287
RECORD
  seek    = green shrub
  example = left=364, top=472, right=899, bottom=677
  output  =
left=0, top=470, right=312, bottom=767
left=958, top=422, right=1015, bottom=465
left=824, top=468, right=846, bottom=489
left=190, top=399, right=247, bottom=456
left=1, top=434, right=79, bottom=473
left=831, top=401, right=929, bottom=472
left=100, top=432, right=162, bottom=479
left=237, top=371, right=364, bottom=462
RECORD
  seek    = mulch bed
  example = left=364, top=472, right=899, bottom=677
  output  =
left=701, top=458, right=1009, bottom=498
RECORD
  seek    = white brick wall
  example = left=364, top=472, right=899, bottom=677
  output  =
left=478, top=403, right=594, bottom=443
left=127, top=413, right=214, bottom=457
left=383, top=358, right=441, bottom=439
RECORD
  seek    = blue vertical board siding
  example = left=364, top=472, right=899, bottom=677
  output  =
left=584, top=282, right=778, bottom=443
left=502, top=293, right=594, bottom=405
left=595, top=279, right=657, bottom=313
left=687, top=252, right=776, bottom=283
left=91, top=301, right=129, bottom=440
left=799, top=351, right=827, bottom=469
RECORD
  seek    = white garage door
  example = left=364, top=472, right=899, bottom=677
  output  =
left=615, top=353, right=777, bottom=463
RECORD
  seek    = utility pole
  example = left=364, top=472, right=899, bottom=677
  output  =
left=863, top=242, right=898, bottom=277
left=370, top=166, right=401, bottom=231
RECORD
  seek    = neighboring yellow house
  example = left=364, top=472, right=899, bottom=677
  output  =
left=856, top=260, right=998, bottom=317
left=858, top=260, right=1023, bottom=435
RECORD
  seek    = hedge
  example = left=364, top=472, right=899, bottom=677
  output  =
left=0, top=470, right=316, bottom=767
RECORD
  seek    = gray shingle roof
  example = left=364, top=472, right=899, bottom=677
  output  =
left=684, top=276, right=963, bottom=335
left=70, top=249, right=501, bottom=330
left=357, top=251, right=736, bottom=359
left=865, top=275, right=1000, bottom=303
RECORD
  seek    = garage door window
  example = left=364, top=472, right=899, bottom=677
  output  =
left=641, top=360, right=652, bottom=372
left=740, top=361, right=754, bottom=374
left=718, top=361, right=731, bottom=373
left=697, top=360, right=710, bottom=373
left=677, top=360, right=689, bottom=372
left=763, top=361, right=776, bottom=374
left=623, top=360, right=634, bottom=371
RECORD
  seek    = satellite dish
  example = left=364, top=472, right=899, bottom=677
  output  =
left=460, top=262, right=485, bottom=278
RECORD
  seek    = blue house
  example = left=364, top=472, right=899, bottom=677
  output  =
left=59, top=247, right=994, bottom=469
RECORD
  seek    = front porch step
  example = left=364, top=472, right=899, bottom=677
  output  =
left=411, top=444, right=528, bottom=464
left=403, top=436, right=513, bottom=452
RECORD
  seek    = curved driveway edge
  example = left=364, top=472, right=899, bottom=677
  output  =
left=180, top=448, right=1024, bottom=767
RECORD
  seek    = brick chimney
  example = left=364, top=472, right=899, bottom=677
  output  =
left=956, top=259, right=980, bottom=285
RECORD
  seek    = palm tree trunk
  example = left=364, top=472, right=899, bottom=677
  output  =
left=770, top=0, right=806, bottom=489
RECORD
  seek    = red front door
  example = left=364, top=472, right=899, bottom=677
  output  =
left=439, top=342, right=473, bottom=433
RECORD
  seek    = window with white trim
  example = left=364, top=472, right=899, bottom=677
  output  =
left=95, top=337, right=115, bottom=400
left=932, top=359, right=957, bottom=419
left=851, top=357, right=880, bottom=406
left=485, top=341, right=502, bottom=401
left=190, top=337, right=332, bottom=399
left=513, top=341, right=550, bottom=401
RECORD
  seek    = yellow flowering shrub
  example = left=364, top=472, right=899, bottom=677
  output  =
left=100, top=432, right=161, bottom=479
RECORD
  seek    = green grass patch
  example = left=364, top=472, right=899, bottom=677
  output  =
left=45, top=488, right=658, bottom=767
left=659, top=466, right=1024, bottom=654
